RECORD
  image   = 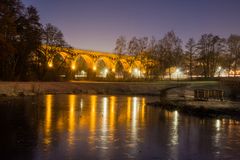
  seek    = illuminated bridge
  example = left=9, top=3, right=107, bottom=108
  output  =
left=45, top=48, right=148, bottom=79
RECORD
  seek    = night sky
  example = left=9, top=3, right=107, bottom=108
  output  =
left=22, top=0, right=240, bottom=52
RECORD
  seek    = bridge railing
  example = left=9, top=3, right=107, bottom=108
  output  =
left=194, top=89, right=224, bottom=101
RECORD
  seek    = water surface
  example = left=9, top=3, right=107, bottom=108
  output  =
left=0, top=94, right=240, bottom=160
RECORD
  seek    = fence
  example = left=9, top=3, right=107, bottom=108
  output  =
left=194, top=89, right=224, bottom=101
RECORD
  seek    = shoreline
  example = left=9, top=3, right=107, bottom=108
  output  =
left=147, top=99, right=240, bottom=120
left=0, top=81, right=220, bottom=97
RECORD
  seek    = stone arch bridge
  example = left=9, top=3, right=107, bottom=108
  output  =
left=46, top=48, right=147, bottom=78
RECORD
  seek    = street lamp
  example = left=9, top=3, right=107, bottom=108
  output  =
left=176, top=68, right=180, bottom=80
left=48, top=62, right=53, bottom=68
left=71, top=64, right=75, bottom=70
left=176, top=68, right=180, bottom=73
left=217, top=66, right=222, bottom=77
left=102, top=68, right=108, bottom=78
left=93, top=65, right=96, bottom=71
left=104, top=68, right=108, bottom=74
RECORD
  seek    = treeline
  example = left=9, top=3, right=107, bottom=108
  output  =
left=1, top=1, right=240, bottom=81
left=115, top=31, right=240, bottom=79
left=0, top=0, right=71, bottom=81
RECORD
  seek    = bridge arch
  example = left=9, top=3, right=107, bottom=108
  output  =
left=115, top=59, right=130, bottom=71
left=73, top=54, right=94, bottom=68
left=72, top=54, right=94, bottom=77
left=94, top=57, right=114, bottom=77
left=113, top=59, right=130, bottom=78
left=130, top=60, right=145, bottom=78
left=48, top=52, right=67, bottom=68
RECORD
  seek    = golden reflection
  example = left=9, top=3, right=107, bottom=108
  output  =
left=68, top=94, right=76, bottom=145
left=80, top=99, right=83, bottom=109
left=44, top=95, right=53, bottom=145
left=169, top=110, right=179, bottom=159
left=102, top=97, right=108, bottom=131
left=131, top=97, right=139, bottom=148
left=127, top=97, right=131, bottom=121
left=103, top=97, right=108, bottom=118
left=216, top=119, right=221, bottom=131
left=101, top=97, right=108, bottom=147
left=141, top=97, right=146, bottom=121
left=109, top=96, right=116, bottom=132
left=88, top=95, right=97, bottom=145
left=224, top=119, right=240, bottom=140
left=132, top=97, right=138, bottom=122
left=57, top=116, right=63, bottom=132
left=171, top=111, right=179, bottom=145
left=214, top=119, right=222, bottom=147
left=90, top=95, right=97, bottom=132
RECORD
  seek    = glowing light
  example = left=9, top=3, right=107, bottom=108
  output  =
left=102, top=97, right=108, bottom=143
left=133, top=97, right=137, bottom=119
left=68, top=95, right=76, bottom=145
left=215, top=66, right=228, bottom=77
left=104, top=68, right=108, bottom=74
left=103, top=97, right=108, bottom=117
left=171, top=111, right=179, bottom=145
left=132, top=68, right=141, bottom=77
left=80, top=99, right=83, bottom=109
left=112, top=68, right=115, bottom=72
left=141, top=98, right=146, bottom=120
left=90, top=95, right=97, bottom=135
left=131, top=97, right=138, bottom=150
left=127, top=97, right=131, bottom=121
left=176, top=68, right=180, bottom=73
left=44, top=95, right=52, bottom=145
left=48, top=62, right=53, bottom=68
left=216, top=119, right=221, bottom=131
left=172, top=68, right=184, bottom=79
left=134, top=68, right=138, bottom=73
left=93, top=65, right=96, bottom=71
left=71, top=64, right=75, bottom=70
left=109, top=96, right=116, bottom=132
left=45, top=95, right=52, bottom=132
left=129, top=69, right=132, bottom=73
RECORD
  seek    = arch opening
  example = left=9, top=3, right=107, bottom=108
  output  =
left=95, top=57, right=113, bottom=78
left=130, top=61, right=145, bottom=78
left=114, top=59, right=130, bottom=78
left=73, top=54, right=94, bottom=78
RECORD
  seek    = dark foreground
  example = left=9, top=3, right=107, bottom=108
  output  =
left=0, top=94, right=240, bottom=160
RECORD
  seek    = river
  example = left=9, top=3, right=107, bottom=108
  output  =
left=0, top=94, right=240, bottom=160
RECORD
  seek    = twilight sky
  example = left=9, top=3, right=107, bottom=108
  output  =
left=22, top=0, right=240, bottom=52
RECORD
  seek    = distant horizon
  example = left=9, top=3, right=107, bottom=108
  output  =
left=22, top=0, right=240, bottom=52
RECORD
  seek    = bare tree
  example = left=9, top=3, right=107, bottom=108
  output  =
left=227, top=34, right=240, bottom=77
left=114, top=36, right=126, bottom=56
left=159, top=31, right=183, bottom=79
left=197, top=34, right=225, bottom=78
left=37, top=23, right=72, bottom=80
left=185, top=38, right=196, bottom=80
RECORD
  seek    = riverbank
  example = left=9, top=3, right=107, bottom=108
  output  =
left=147, top=99, right=240, bottom=119
left=0, top=81, right=220, bottom=96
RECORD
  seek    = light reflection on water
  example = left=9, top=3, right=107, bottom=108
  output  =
left=44, top=95, right=52, bottom=146
left=0, top=94, right=240, bottom=160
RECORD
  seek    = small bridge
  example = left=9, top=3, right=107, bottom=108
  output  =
left=158, top=84, right=190, bottom=100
